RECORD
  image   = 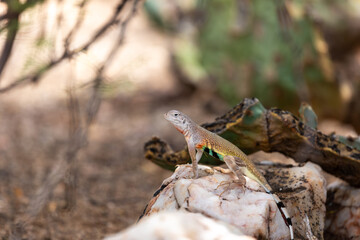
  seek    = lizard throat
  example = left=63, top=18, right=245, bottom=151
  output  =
left=175, top=126, right=190, bottom=137
left=183, top=129, right=190, bottom=138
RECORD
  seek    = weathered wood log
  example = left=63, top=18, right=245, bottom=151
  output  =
left=144, top=98, right=360, bottom=187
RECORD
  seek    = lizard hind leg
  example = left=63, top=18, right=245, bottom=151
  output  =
left=223, top=155, right=247, bottom=182
left=215, top=155, right=247, bottom=197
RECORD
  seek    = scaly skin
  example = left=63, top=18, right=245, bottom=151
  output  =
left=164, top=110, right=294, bottom=240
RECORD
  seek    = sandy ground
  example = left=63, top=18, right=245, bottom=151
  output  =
left=0, top=0, right=358, bottom=239
left=0, top=1, right=229, bottom=238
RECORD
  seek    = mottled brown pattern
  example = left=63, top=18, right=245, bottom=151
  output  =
left=144, top=137, right=192, bottom=170
left=266, top=110, right=360, bottom=187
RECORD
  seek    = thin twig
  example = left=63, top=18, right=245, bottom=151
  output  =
left=0, top=0, right=130, bottom=93
left=0, top=0, right=45, bottom=82
left=63, top=78, right=81, bottom=211
left=64, top=0, right=89, bottom=50
left=99, top=0, right=140, bottom=74
left=9, top=0, right=141, bottom=238
left=0, top=15, right=19, bottom=79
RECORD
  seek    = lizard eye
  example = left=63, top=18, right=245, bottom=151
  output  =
left=174, top=113, right=179, bottom=117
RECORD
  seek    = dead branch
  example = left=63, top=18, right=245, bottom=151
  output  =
left=64, top=0, right=89, bottom=50
left=0, top=15, right=19, bottom=79
left=63, top=77, right=81, bottom=211
left=0, top=0, right=131, bottom=92
left=0, top=0, right=45, bottom=81
left=9, top=0, right=141, bottom=238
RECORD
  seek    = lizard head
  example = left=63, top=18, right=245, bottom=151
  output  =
left=164, top=110, right=193, bottom=135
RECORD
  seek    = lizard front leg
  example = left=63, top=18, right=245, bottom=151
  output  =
left=195, top=149, right=204, bottom=177
left=187, top=142, right=203, bottom=178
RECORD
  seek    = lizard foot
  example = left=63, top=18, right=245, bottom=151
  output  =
left=191, top=165, right=214, bottom=179
left=216, top=179, right=245, bottom=198
left=213, top=166, right=232, bottom=174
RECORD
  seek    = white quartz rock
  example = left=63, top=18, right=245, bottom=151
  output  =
left=141, top=162, right=327, bottom=240
left=144, top=164, right=291, bottom=240
left=104, top=211, right=254, bottom=240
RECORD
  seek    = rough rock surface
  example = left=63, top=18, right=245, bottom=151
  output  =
left=325, top=174, right=360, bottom=239
left=141, top=162, right=326, bottom=240
left=263, top=162, right=327, bottom=240
left=104, top=211, right=255, bottom=240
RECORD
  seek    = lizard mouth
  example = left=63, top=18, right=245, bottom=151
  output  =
left=163, top=113, right=169, bottom=120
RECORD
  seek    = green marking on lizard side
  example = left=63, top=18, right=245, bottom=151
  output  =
left=202, top=146, right=224, bottom=161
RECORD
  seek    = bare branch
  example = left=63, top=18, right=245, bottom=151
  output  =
left=102, top=0, right=140, bottom=70
left=9, top=0, right=141, bottom=238
left=0, top=15, right=19, bottom=79
left=64, top=0, right=89, bottom=50
left=0, top=12, right=19, bottom=21
left=0, top=0, right=132, bottom=93
left=0, top=0, right=46, bottom=82
left=63, top=79, right=81, bottom=211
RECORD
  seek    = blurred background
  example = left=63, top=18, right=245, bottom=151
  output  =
left=0, top=0, right=359, bottom=238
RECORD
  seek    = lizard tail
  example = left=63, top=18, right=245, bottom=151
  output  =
left=267, top=190, right=294, bottom=240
